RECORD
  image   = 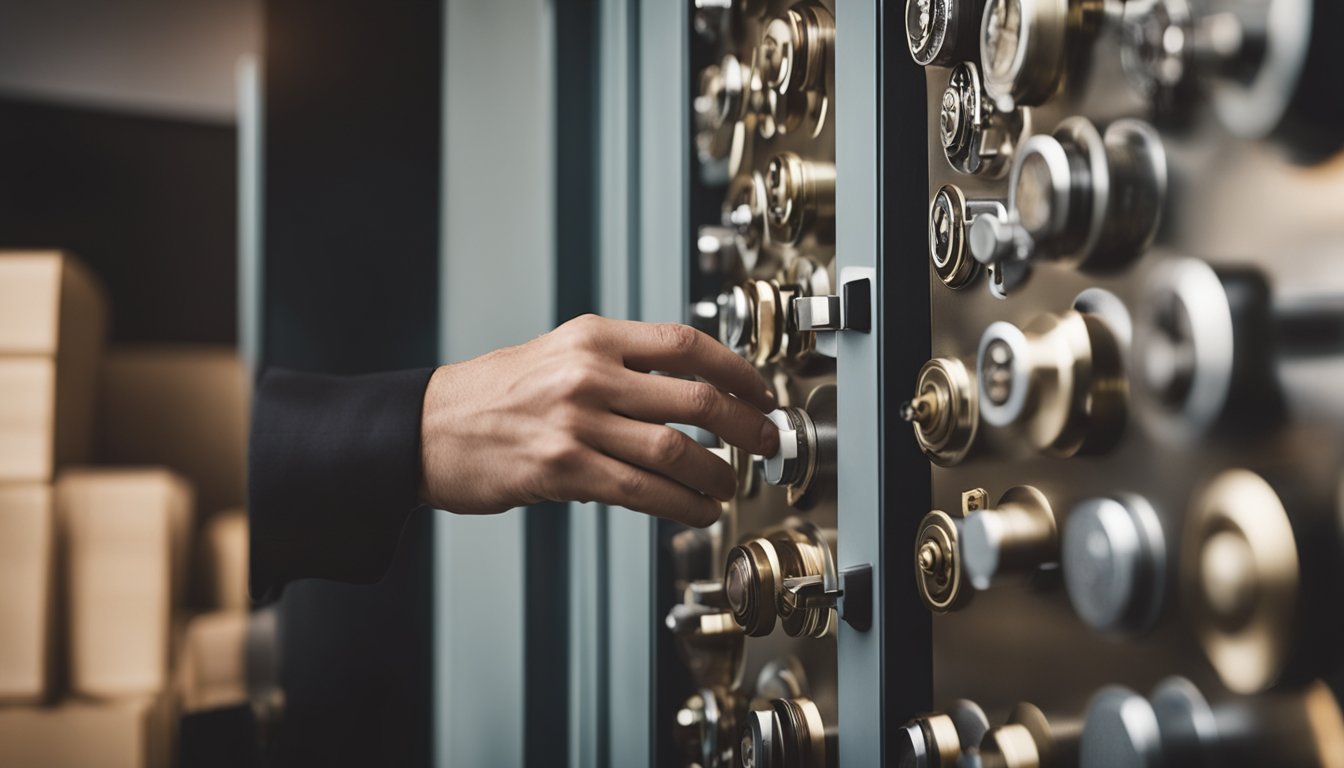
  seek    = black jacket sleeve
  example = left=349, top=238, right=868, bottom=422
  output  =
left=248, top=367, right=435, bottom=604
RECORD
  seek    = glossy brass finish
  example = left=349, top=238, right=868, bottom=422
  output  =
left=1184, top=469, right=1299, bottom=694
left=915, top=508, right=970, bottom=613
left=724, top=521, right=837, bottom=638
left=976, top=308, right=1127, bottom=457
left=902, top=356, right=979, bottom=466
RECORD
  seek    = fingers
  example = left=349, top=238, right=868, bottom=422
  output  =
left=591, top=319, right=776, bottom=412
left=609, top=369, right=780, bottom=457
left=560, top=449, right=723, bottom=528
left=588, top=416, right=737, bottom=501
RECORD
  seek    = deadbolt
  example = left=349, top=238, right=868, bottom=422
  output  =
left=980, top=702, right=1081, bottom=768
left=928, top=185, right=1005, bottom=291
left=907, top=0, right=988, bottom=67
left=716, top=271, right=828, bottom=369
left=742, top=697, right=835, bottom=768
left=971, top=117, right=1167, bottom=281
left=760, top=384, right=836, bottom=508
left=1081, top=676, right=1344, bottom=768
left=765, top=152, right=835, bottom=246
left=902, top=356, right=979, bottom=467
left=1062, top=494, right=1167, bottom=636
left=940, top=63, right=1029, bottom=178
left=916, top=486, right=1056, bottom=611
left=976, top=304, right=1127, bottom=457
left=723, top=521, right=838, bottom=638
left=759, top=3, right=834, bottom=96
left=895, top=699, right=992, bottom=768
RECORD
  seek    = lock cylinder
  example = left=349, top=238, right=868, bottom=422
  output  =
left=723, top=522, right=838, bottom=638
left=915, top=486, right=1057, bottom=612
left=976, top=305, right=1127, bottom=457
left=742, top=697, right=835, bottom=768
left=902, top=356, right=979, bottom=466
left=907, top=0, right=987, bottom=67
left=940, top=62, right=1029, bottom=179
left=765, top=152, right=836, bottom=246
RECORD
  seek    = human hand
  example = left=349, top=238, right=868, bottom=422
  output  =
left=419, top=314, right=780, bottom=527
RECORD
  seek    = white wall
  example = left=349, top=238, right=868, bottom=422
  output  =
left=0, top=0, right=260, bottom=121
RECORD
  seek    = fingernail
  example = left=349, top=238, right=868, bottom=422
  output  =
left=764, top=388, right=777, bottom=405
left=760, top=419, right=780, bottom=456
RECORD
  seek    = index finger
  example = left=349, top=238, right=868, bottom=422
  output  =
left=597, top=320, right=776, bottom=412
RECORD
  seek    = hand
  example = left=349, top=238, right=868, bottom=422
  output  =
left=419, top=314, right=780, bottom=527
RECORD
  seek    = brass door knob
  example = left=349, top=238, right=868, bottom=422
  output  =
left=1181, top=467, right=1344, bottom=694
left=976, top=305, right=1127, bottom=457
left=979, top=0, right=1109, bottom=109
left=723, top=521, right=838, bottom=638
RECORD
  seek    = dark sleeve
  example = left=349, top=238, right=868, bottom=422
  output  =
left=248, top=367, right=436, bottom=604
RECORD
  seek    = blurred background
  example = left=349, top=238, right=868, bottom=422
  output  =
left=0, top=1, right=617, bottom=766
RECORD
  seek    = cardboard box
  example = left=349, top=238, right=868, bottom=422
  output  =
left=58, top=468, right=194, bottom=699
left=178, top=611, right=248, bottom=713
left=97, top=345, right=248, bottom=520
left=0, top=695, right=172, bottom=768
left=203, top=510, right=248, bottom=612
left=0, top=357, right=56, bottom=481
left=0, top=251, right=107, bottom=482
left=0, top=484, right=55, bottom=703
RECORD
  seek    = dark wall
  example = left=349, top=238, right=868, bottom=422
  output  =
left=0, top=98, right=237, bottom=344
left=261, top=0, right=441, bottom=765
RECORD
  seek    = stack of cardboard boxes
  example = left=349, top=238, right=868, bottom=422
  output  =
left=0, top=251, right=256, bottom=767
